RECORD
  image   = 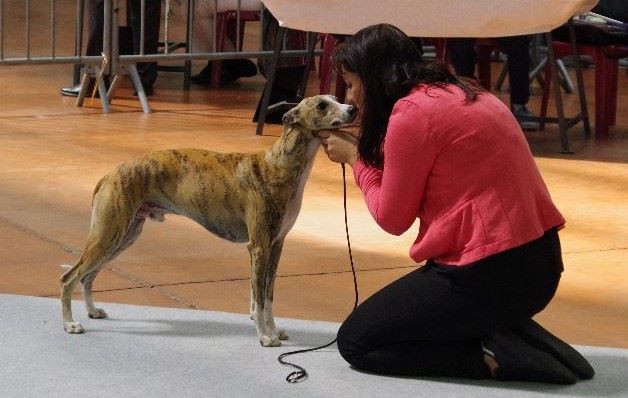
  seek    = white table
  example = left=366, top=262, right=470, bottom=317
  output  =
left=256, top=0, right=598, bottom=152
left=261, top=0, right=597, bottom=37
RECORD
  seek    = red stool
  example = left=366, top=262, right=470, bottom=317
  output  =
left=210, top=10, right=261, bottom=88
left=318, top=34, right=347, bottom=102
left=319, top=37, right=451, bottom=103
left=540, top=41, right=628, bottom=138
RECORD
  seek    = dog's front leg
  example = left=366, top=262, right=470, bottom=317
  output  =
left=249, top=290, right=256, bottom=320
left=249, top=240, right=287, bottom=340
left=247, top=237, right=281, bottom=347
left=264, top=239, right=288, bottom=341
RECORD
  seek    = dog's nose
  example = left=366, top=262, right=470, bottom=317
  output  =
left=348, top=105, right=357, bottom=116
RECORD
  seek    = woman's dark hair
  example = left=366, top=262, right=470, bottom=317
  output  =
left=334, top=23, right=484, bottom=168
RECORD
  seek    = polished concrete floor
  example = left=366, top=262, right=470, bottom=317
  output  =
left=0, top=53, right=627, bottom=349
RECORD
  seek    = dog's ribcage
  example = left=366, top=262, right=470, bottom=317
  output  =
left=116, top=144, right=319, bottom=246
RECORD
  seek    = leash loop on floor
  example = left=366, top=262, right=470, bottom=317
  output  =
left=277, top=162, right=359, bottom=383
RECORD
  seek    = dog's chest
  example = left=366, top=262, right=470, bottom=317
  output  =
left=274, top=145, right=318, bottom=242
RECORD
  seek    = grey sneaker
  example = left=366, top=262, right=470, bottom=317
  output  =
left=512, top=104, right=539, bottom=132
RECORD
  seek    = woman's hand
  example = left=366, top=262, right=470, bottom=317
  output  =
left=319, top=128, right=359, bottom=166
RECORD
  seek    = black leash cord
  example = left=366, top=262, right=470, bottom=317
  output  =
left=277, top=163, right=360, bottom=383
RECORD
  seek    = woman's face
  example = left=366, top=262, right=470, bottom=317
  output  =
left=341, top=67, right=364, bottom=115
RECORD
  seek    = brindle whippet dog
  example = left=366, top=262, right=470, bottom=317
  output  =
left=60, top=95, right=356, bottom=346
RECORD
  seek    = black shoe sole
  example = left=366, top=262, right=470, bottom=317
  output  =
left=513, top=319, right=594, bottom=379
left=485, top=329, right=578, bottom=385
left=60, top=89, right=79, bottom=98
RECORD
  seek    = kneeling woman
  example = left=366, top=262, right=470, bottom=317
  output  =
left=319, top=24, right=593, bottom=384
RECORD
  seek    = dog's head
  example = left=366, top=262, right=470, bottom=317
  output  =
left=282, top=95, right=356, bottom=131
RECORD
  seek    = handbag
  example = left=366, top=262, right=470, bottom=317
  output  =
left=552, top=18, right=628, bottom=45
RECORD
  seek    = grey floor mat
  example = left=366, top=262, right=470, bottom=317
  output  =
left=1, top=294, right=626, bottom=398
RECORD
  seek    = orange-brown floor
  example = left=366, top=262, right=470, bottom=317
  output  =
left=1, top=47, right=627, bottom=349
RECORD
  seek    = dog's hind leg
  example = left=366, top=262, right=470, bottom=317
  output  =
left=60, top=266, right=83, bottom=333
left=81, top=270, right=107, bottom=319
left=60, top=247, right=107, bottom=333
left=61, top=183, right=144, bottom=334
left=80, top=216, right=146, bottom=320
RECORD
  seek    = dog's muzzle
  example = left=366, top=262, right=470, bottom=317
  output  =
left=331, top=104, right=358, bottom=128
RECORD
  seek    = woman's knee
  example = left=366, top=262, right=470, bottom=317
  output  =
left=337, top=313, right=370, bottom=366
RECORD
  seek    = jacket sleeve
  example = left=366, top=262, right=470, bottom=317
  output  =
left=353, top=99, right=438, bottom=236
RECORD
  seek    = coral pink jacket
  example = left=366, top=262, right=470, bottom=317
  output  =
left=353, top=85, right=565, bottom=266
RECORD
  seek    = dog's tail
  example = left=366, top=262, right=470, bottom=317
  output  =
left=60, top=264, right=72, bottom=270
left=91, top=176, right=107, bottom=204
left=59, top=264, right=74, bottom=283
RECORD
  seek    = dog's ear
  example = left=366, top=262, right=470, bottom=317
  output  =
left=282, top=107, right=300, bottom=125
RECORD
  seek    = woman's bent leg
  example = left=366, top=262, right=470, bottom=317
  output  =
left=337, top=265, right=491, bottom=378
left=337, top=229, right=562, bottom=379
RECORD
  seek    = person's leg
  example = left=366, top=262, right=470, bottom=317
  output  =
left=498, top=35, right=539, bottom=131
left=337, top=265, right=491, bottom=378
left=337, top=229, right=563, bottom=379
left=60, top=0, right=104, bottom=96
left=447, top=38, right=477, bottom=78
left=499, top=35, right=531, bottom=106
left=85, top=0, right=104, bottom=56
left=253, top=8, right=307, bottom=123
left=128, top=0, right=162, bottom=93
left=189, top=1, right=257, bottom=85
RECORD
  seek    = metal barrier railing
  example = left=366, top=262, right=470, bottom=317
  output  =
left=0, top=0, right=321, bottom=114
left=0, top=0, right=103, bottom=66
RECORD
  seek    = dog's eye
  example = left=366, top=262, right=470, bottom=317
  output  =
left=317, top=101, right=328, bottom=111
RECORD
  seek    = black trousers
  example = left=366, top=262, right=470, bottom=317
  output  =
left=84, top=0, right=161, bottom=86
left=336, top=228, right=563, bottom=379
left=447, top=36, right=532, bottom=105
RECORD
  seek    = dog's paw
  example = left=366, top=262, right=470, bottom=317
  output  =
left=273, top=329, right=289, bottom=341
left=88, top=308, right=108, bottom=319
left=64, top=321, right=85, bottom=334
left=260, top=335, right=282, bottom=347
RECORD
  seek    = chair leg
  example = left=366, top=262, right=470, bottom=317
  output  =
left=605, top=55, right=619, bottom=127
left=539, top=60, right=552, bottom=131
left=211, top=13, right=228, bottom=89
left=529, top=56, right=547, bottom=90
left=546, top=32, right=571, bottom=154
left=594, top=48, right=617, bottom=138
left=567, top=19, right=591, bottom=139
left=556, top=59, right=575, bottom=94
left=256, top=27, right=285, bottom=135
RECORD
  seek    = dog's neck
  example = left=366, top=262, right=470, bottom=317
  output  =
left=264, top=124, right=320, bottom=173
